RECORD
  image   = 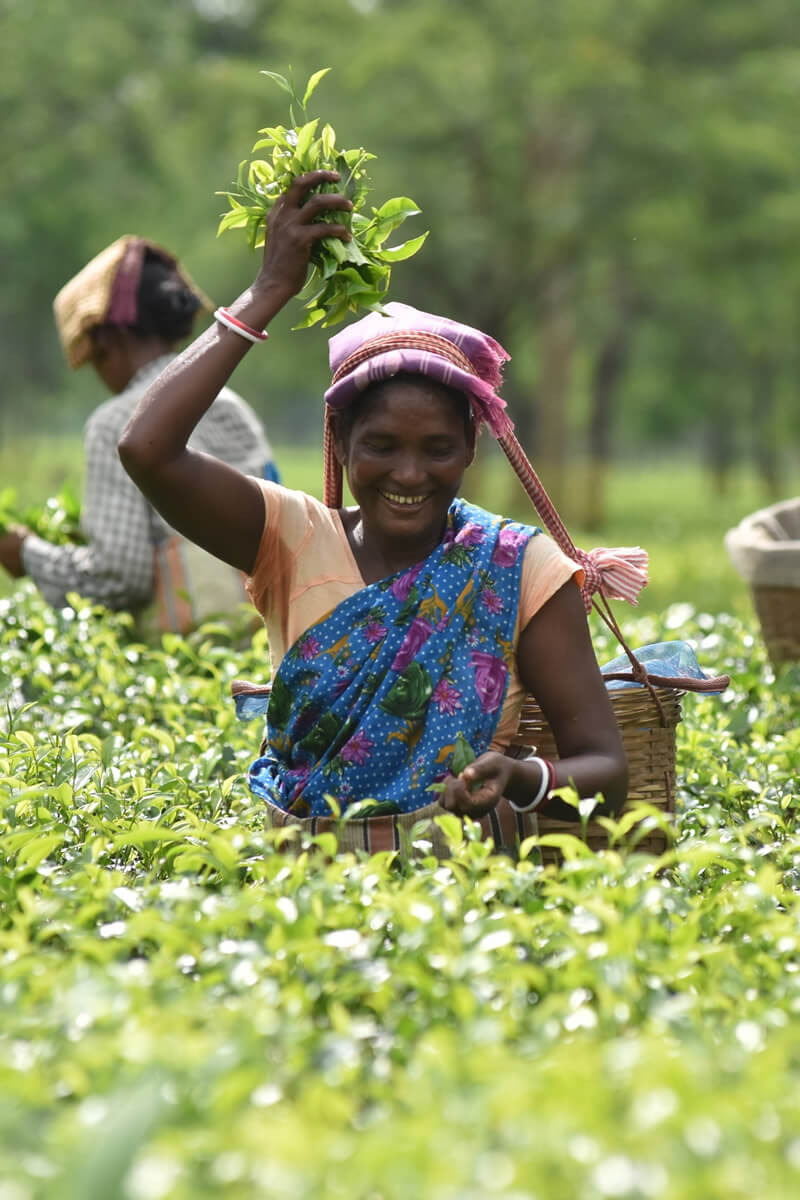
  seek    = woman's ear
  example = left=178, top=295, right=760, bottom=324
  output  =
left=329, top=414, right=348, bottom=467
left=465, top=421, right=477, bottom=469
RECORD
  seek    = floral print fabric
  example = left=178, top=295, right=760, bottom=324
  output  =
left=243, top=499, right=535, bottom=817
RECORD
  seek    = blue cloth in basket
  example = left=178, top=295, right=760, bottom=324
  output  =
left=600, top=640, right=725, bottom=694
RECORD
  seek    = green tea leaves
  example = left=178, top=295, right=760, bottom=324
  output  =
left=259, top=69, right=294, bottom=98
left=2, top=578, right=800, bottom=1195
left=217, top=68, right=427, bottom=328
left=302, top=67, right=332, bottom=109
left=452, top=732, right=477, bottom=776
left=0, top=486, right=84, bottom=544
left=378, top=232, right=430, bottom=263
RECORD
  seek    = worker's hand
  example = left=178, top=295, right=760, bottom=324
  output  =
left=255, top=171, right=352, bottom=303
left=437, top=752, right=516, bottom=819
left=0, top=526, right=30, bottom=578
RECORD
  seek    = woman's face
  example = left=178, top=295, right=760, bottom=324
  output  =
left=88, top=326, right=135, bottom=394
left=340, top=378, right=475, bottom=551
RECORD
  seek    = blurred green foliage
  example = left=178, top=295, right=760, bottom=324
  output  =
left=3, top=0, right=799, bottom=514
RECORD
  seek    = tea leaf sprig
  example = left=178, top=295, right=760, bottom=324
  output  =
left=428, top=733, right=477, bottom=793
left=0, top=486, right=84, bottom=545
left=216, top=67, right=427, bottom=329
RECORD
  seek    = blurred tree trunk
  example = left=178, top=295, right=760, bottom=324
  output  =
left=751, top=355, right=781, bottom=497
left=583, top=279, right=639, bottom=531
left=524, top=266, right=575, bottom=513
left=706, top=421, right=735, bottom=496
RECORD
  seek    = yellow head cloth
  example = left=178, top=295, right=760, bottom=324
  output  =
left=53, top=235, right=212, bottom=369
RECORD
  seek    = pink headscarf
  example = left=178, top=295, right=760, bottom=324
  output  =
left=325, top=303, right=514, bottom=439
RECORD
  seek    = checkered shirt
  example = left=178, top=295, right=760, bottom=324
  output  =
left=22, top=355, right=275, bottom=611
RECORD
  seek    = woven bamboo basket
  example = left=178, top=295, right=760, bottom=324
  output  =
left=751, top=586, right=800, bottom=666
left=508, top=685, right=683, bottom=860
left=725, top=498, right=800, bottom=667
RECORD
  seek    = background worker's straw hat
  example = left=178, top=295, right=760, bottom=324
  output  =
left=53, top=235, right=212, bottom=369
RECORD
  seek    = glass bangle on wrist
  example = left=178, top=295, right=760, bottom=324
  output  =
left=213, top=307, right=269, bottom=344
left=508, top=755, right=555, bottom=814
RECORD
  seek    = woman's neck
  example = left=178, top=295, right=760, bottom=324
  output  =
left=340, top=508, right=444, bottom=584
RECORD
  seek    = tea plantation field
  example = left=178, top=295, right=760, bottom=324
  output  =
left=1, top=577, right=799, bottom=1199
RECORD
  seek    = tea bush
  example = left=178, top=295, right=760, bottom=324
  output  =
left=1, top=584, right=799, bottom=1199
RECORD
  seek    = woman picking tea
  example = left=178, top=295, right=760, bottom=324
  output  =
left=119, top=171, right=629, bottom=826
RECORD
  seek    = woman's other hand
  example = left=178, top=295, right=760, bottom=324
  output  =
left=0, top=526, right=30, bottom=578
left=256, top=171, right=352, bottom=303
left=438, top=752, right=515, bottom=819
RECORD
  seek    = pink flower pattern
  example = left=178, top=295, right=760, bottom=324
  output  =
left=299, top=635, right=321, bottom=661
left=391, top=617, right=434, bottom=671
left=491, top=526, right=528, bottom=568
left=481, top=588, right=503, bottom=614
left=455, top=522, right=485, bottom=548
left=341, top=729, right=374, bottom=766
left=364, top=620, right=388, bottom=644
left=432, top=677, right=462, bottom=715
left=469, top=650, right=508, bottom=714
left=286, top=765, right=311, bottom=802
left=390, top=562, right=423, bottom=601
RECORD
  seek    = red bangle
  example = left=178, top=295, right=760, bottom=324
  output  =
left=214, top=307, right=269, bottom=343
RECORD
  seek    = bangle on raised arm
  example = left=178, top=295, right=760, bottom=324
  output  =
left=213, top=307, right=269, bottom=344
left=509, top=756, right=555, bottom=814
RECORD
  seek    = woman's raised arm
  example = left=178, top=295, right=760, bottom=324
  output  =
left=118, top=171, right=353, bottom=574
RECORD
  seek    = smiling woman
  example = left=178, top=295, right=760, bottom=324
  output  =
left=118, top=169, right=630, bottom=838
left=333, top=376, right=476, bottom=577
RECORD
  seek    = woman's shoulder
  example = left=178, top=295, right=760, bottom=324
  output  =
left=518, top=530, right=583, bottom=629
left=253, top=480, right=345, bottom=549
left=520, top=527, right=583, bottom=579
left=254, top=478, right=336, bottom=518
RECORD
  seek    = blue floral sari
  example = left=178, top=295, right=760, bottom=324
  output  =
left=235, top=499, right=536, bottom=818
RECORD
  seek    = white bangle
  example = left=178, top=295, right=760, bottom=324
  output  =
left=213, top=307, right=269, bottom=344
left=509, top=756, right=551, bottom=813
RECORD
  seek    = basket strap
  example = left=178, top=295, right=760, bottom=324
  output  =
left=497, top=431, right=649, bottom=612
left=495, top=431, right=715, bottom=711
left=602, top=671, right=731, bottom=692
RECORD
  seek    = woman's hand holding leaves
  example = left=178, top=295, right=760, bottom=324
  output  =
left=255, top=171, right=353, bottom=304
left=217, top=67, right=427, bottom=329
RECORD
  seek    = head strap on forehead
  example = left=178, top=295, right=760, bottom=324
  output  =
left=331, top=330, right=476, bottom=386
left=324, top=302, right=513, bottom=441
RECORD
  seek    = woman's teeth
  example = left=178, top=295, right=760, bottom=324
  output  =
left=381, top=492, right=427, bottom=506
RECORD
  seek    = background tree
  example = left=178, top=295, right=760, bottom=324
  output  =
left=2, top=0, right=798, bottom=506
